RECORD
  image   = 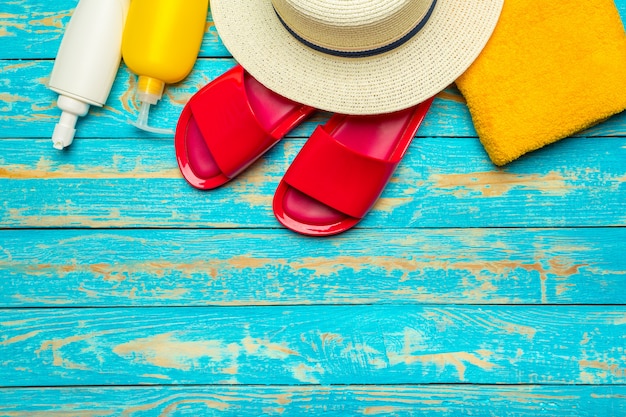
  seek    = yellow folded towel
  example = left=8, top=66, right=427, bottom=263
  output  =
left=456, top=0, right=626, bottom=166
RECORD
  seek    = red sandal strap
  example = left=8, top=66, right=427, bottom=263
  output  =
left=283, top=126, right=399, bottom=219
left=190, top=67, right=277, bottom=178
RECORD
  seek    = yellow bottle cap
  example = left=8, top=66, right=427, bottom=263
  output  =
left=137, top=75, right=165, bottom=105
left=132, top=75, right=173, bottom=135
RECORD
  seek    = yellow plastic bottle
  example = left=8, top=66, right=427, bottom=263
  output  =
left=122, top=0, right=209, bottom=134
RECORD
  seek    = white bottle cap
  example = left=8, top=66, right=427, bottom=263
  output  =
left=52, top=95, right=90, bottom=150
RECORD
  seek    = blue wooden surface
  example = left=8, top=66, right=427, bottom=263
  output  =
left=1, top=1, right=625, bottom=415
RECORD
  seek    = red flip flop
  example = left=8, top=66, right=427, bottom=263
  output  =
left=273, top=97, right=434, bottom=236
left=175, top=65, right=315, bottom=189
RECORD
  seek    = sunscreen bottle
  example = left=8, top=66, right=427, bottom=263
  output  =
left=48, top=0, right=130, bottom=150
left=122, top=0, right=209, bottom=134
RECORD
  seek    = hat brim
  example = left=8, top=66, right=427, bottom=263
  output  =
left=211, top=0, right=503, bottom=115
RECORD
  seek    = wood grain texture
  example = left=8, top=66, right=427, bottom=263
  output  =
left=1, top=385, right=625, bottom=416
left=1, top=1, right=626, bottom=414
left=1, top=306, right=625, bottom=387
left=1, top=137, right=624, bottom=228
left=0, top=228, right=624, bottom=307
left=0, top=1, right=228, bottom=59
left=1, top=59, right=626, bottom=140
left=0, top=58, right=457, bottom=139
left=2, top=0, right=625, bottom=61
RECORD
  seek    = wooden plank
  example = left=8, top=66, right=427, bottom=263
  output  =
left=2, top=0, right=625, bottom=62
left=0, top=1, right=228, bottom=59
left=0, top=58, right=452, bottom=139
left=1, top=137, right=624, bottom=228
left=1, top=228, right=625, bottom=307
left=1, top=59, right=625, bottom=140
left=0, top=59, right=244, bottom=139
left=1, top=306, right=625, bottom=387
left=0, top=385, right=625, bottom=416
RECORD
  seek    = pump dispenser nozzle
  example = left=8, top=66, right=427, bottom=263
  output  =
left=52, top=95, right=90, bottom=150
left=132, top=75, right=174, bottom=134
left=122, top=0, right=208, bottom=137
left=47, top=0, right=130, bottom=150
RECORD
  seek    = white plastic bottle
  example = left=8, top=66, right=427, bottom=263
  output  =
left=48, top=0, right=130, bottom=150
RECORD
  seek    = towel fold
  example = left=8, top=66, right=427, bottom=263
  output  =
left=456, top=0, right=626, bottom=166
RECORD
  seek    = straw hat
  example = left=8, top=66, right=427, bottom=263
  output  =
left=211, top=0, right=504, bottom=115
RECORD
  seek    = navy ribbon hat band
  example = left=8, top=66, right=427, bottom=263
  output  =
left=275, top=0, right=438, bottom=58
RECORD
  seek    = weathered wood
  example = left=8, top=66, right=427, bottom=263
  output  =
left=0, top=385, right=625, bottom=416
left=3, top=0, right=624, bottom=62
left=1, top=59, right=626, bottom=140
left=0, top=58, right=449, bottom=139
left=1, top=306, right=625, bottom=387
left=0, top=1, right=228, bottom=59
left=0, top=228, right=624, bottom=307
left=1, top=137, right=624, bottom=228
left=2, top=0, right=626, bottom=413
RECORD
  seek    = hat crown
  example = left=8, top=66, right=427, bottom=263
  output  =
left=273, top=0, right=435, bottom=56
